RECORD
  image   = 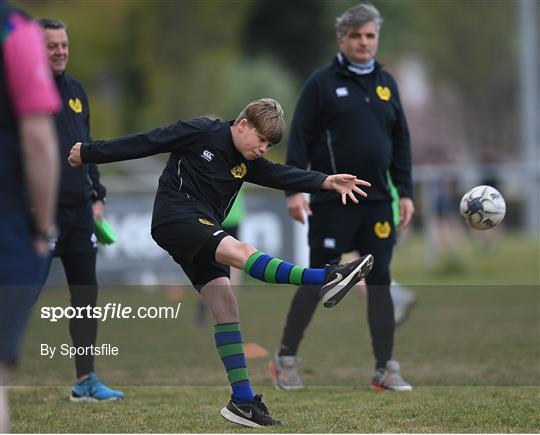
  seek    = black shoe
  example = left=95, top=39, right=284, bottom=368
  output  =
left=319, top=254, right=374, bottom=308
left=220, top=394, right=281, bottom=427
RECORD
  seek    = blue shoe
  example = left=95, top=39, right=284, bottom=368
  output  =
left=70, top=373, right=124, bottom=402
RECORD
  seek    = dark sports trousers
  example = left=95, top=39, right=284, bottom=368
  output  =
left=42, top=204, right=98, bottom=378
left=279, top=201, right=396, bottom=368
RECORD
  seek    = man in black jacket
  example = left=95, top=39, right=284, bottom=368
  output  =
left=269, top=3, right=415, bottom=392
left=68, top=98, right=374, bottom=427
left=38, top=18, right=123, bottom=402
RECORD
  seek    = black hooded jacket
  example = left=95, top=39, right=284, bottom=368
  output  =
left=54, top=73, right=105, bottom=206
left=286, top=53, right=413, bottom=204
left=80, top=117, right=328, bottom=228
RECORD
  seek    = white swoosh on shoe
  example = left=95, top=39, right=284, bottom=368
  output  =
left=322, top=256, right=372, bottom=304
left=322, top=273, right=343, bottom=290
left=233, top=404, right=253, bottom=419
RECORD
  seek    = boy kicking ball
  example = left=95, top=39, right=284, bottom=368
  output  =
left=68, top=98, right=373, bottom=427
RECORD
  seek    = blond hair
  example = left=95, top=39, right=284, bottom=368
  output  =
left=235, top=98, right=286, bottom=145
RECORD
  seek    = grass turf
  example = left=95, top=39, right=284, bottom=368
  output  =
left=9, top=232, right=540, bottom=432
left=10, top=386, right=539, bottom=433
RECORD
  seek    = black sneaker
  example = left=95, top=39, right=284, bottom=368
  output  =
left=220, top=394, right=281, bottom=428
left=320, top=254, right=374, bottom=308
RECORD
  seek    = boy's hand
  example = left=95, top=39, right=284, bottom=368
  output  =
left=322, top=174, right=370, bottom=205
left=68, top=142, right=83, bottom=167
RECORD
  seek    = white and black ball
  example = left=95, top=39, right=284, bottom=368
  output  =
left=459, top=185, right=506, bottom=230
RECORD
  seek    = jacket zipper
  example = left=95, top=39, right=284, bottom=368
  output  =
left=325, top=130, right=338, bottom=174
left=223, top=190, right=239, bottom=218
left=177, top=159, right=189, bottom=198
left=86, top=172, right=97, bottom=200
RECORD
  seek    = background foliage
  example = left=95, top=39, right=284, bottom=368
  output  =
left=16, top=0, right=526, bottom=164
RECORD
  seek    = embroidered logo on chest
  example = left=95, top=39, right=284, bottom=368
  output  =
left=231, top=163, right=247, bottom=179
left=201, top=149, right=214, bottom=162
left=335, top=87, right=349, bottom=97
left=376, top=86, right=391, bottom=101
left=69, top=98, right=83, bottom=113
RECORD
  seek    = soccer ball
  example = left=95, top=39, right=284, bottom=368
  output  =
left=459, top=185, right=506, bottom=230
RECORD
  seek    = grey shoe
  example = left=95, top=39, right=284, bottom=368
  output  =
left=268, top=353, right=303, bottom=390
left=390, top=281, right=416, bottom=326
left=371, top=360, right=412, bottom=392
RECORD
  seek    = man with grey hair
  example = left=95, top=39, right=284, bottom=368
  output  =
left=270, top=2, right=415, bottom=392
left=336, top=2, right=383, bottom=37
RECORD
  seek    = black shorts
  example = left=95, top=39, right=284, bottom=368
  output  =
left=308, top=200, right=396, bottom=255
left=151, top=210, right=231, bottom=291
left=52, top=203, right=97, bottom=256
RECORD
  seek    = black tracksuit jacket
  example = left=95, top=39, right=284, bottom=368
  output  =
left=80, top=118, right=328, bottom=228
left=54, top=73, right=105, bottom=206
left=286, top=54, right=413, bottom=204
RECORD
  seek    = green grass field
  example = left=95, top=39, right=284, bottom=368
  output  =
left=9, top=233, right=540, bottom=432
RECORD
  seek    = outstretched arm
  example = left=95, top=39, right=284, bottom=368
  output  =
left=69, top=119, right=207, bottom=166
left=247, top=158, right=370, bottom=204
left=68, top=129, right=176, bottom=166
left=321, top=174, right=371, bottom=205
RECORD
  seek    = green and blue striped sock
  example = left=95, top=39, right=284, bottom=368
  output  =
left=214, top=322, right=254, bottom=404
left=243, top=251, right=326, bottom=285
